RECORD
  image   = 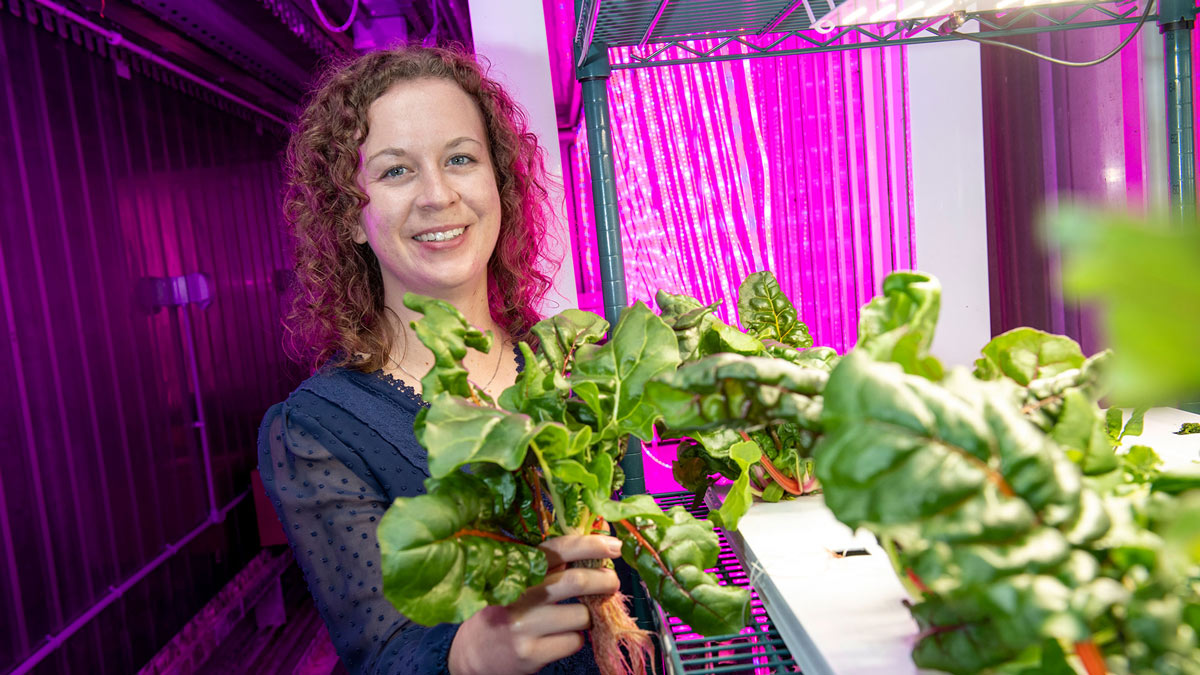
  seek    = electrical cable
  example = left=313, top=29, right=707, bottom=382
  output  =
left=951, top=0, right=1155, bottom=67
left=311, top=0, right=360, bottom=33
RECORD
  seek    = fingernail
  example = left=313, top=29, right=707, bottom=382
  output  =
left=606, top=537, right=624, bottom=557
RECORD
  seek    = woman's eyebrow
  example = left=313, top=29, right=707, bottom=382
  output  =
left=364, top=147, right=406, bottom=165
left=446, top=136, right=482, bottom=149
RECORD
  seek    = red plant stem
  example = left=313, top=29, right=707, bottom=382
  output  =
left=1075, top=640, right=1108, bottom=675
left=906, top=568, right=931, bottom=594
left=738, top=431, right=805, bottom=495
left=617, top=520, right=669, bottom=574
left=455, top=528, right=525, bottom=545
left=527, top=468, right=549, bottom=539
left=759, top=453, right=805, bottom=495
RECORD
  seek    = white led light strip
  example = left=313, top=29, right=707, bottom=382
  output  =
left=815, top=0, right=1092, bottom=30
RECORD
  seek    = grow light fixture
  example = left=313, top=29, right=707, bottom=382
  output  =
left=814, top=0, right=1096, bottom=29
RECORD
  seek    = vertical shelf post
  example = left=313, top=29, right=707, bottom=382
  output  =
left=1159, top=0, right=1196, bottom=221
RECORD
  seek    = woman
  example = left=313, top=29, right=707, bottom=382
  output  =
left=258, top=46, right=616, bottom=675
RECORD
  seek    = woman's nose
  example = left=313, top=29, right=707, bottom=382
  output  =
left=415, top=169, right=458, bottom=210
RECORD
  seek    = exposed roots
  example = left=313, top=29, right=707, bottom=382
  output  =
left=581, top=590, right=654, bottom=675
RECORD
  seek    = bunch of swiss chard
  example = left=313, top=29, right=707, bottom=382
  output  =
left=376, top=294, right=751, bottom=675
left=655, top=271, right=837, bottom=529
left=651, top=268, right=1200, bottom=674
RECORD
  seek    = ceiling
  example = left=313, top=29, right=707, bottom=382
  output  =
left=70, top=0, right=474, bottom=121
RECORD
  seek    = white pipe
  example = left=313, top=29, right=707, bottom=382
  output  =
left=29, top=0, right=289, bottom=127
left=10, top=491, right=250, bottom=675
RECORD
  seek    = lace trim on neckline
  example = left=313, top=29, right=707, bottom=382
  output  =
left=371, top=343, right=523, bottom=406
left=373, top=370, right=429, bottom=408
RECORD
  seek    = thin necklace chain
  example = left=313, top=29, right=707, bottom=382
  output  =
left=391, top=331, right=505, bottom=393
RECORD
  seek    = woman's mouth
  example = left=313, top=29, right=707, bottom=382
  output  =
left=413, top=226, right=467, bottom=243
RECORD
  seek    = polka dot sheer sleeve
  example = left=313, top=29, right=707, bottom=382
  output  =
left=258, top=402, right=458, bottom=675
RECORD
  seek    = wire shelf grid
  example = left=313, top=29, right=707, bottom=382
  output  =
left=649, top=491, right=801, bottom=675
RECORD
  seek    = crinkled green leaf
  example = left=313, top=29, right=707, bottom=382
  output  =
left=499, top=341, right=567, bottom=423
left=657, top=289, right=764, bottom=360
left=416, top=393, right=566, bottom=478
left=572, top=302, right=681, bottom=440
left=379, top=472, right=546, bottom=625
left=403, top=293, right=493, bottom=400
left=974, top=328, right=1086, bottom=387
left=588, top=493, right=670, bottom=525
left=909, top=575, right=1087, bottom=675
left=855, top=271, right=944, bottom=380
left=768, top=344, right=840, bottom=372
left=816, top=354, right=1080, bottom=531
left=648, top=354, right=827, bottom=434
left=1105, top=407, right=1124, bottom=442
left=709, top=441, right=762, bottom=532
left=908, top=590, right=1034, bottom=674
left=698, top=321, right=766, bottom=357
left=530, top=309, right=609, bottom=374
left=737, top=271, right=813, bottom=348
left=472, top=464, right=543, bottom=546
left=1052, top=390, right=1118, bottom=476
left=656, top=289, right=725, bottom=362
left=615, top=505, right=752, bottom=636
left=761, top=481, right=785, bottom=502
left=1121, top=406, right=1148, bottom=439
left=550, top=458, right=599, bottom=492
left=587, top=451, right=616, bottom=499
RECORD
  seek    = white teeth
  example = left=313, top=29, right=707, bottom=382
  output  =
left=414, top=227, right=466, bottom=243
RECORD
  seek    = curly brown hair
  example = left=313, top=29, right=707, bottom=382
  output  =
left=282, top=45, right=556, bottom=373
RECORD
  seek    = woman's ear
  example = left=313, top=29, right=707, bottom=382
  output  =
left=353, top=223, right=368, bottom=245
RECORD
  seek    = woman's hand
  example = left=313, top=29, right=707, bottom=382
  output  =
left=447, top=534, right=623, bottom=675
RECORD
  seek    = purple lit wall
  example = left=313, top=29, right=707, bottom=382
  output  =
left=982, top=18, right=1154, bottom=356
left=0, top=6, right=300, bottom=673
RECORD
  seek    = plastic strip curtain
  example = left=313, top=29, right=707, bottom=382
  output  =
left=568, top=37, right=915, bottom=355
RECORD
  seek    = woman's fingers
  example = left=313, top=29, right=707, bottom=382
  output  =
left=540, top=534, right=623, bottom=569
left=518, top=631, right=587, bottom=666
left=509, top=602, right=591, bottom=636
left=517, top=565, right=620, bottom=606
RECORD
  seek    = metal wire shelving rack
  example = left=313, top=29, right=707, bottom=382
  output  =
left=578, top=0, right=1197, bottom=672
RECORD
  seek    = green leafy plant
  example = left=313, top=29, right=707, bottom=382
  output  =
left=377, top=295, right=751, bottom=675
left=653, top=272, right=832, bottom=524
left=650, top=267, right=1200, bottom=675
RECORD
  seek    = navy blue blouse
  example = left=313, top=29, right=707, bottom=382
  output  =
left=257, top=364, right=600, bottom=674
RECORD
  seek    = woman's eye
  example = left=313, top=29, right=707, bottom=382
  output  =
left=448, top=155, right=474, bottom=166
left=383, top=165, right=408, bottom=179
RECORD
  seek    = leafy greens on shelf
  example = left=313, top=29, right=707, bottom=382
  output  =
left=649, top=263, right=1200, bottom=674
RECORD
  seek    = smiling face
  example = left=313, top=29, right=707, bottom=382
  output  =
left=355, top=78, right=502, bottom=306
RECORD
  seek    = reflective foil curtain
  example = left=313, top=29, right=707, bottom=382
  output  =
left=0, top=4, right=300, bottom=673
left=567, top=40, right=915, bottom=354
